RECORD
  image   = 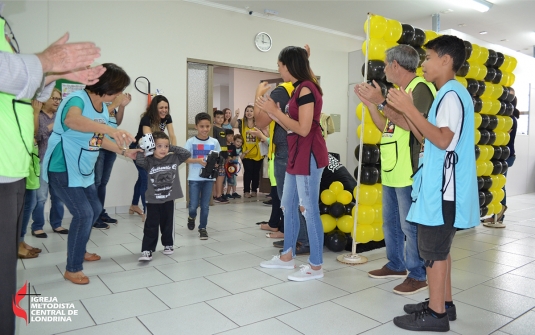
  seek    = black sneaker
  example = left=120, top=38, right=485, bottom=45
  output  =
left=187, top=217, right=195, bottom=231
left=231, top=192, right=242, bottom=199
left=199, top=228, right=208, bottom=240
left=263, top=199, right=272, bottom=206
left=273, top=240, right=284, bottom=248
left=225, top=194, right=232, bottom=200
left=93, top=220, right=110, bottom=230
left=394, top=308, right=450, bottom=332
left=214, top=196, right=229, bottom=204
left=404, top=299, right=457, bottom=321
left=100, top=211, right=118, bottom=224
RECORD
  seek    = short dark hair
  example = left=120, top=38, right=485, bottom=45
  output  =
left=152, top=131, right=169, bottom=141
left=424, top=35, right=466, bottom=72
left=225, top=129, right=234, bottom=136
left=195, top=112, right=211, bottom=124
left=85, top=63, right=130, bottom=96
left=214, top=110, right=224, bottom=117
left=234, top=134, right=243, bottom=142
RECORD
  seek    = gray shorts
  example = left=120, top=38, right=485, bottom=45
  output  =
left=417, top=201, right=456, bottom=261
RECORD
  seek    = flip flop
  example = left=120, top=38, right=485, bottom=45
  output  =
left=260, top=223, right=278, bottom=231
left=266, top=231, right=284, bottom=238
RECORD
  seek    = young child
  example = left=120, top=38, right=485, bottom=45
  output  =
left=212, top=110, right=229, bottom=203
left=223, top=129, right=239, bottom=199
left=136, top=131, right=191, bottom=261
left=185, top=113, right=221, bottom=240
left=387, top=35, right=479, bottom=332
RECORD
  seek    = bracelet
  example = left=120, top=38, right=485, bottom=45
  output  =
left=121, top=148, right=126, bottom=156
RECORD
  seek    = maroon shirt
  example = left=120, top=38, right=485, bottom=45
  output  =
left=286, top=81, right=328, bottom=175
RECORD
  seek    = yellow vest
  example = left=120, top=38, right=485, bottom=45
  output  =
left=267, top=82, right=294, bottom=158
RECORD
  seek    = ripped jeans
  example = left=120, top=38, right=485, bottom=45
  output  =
left=281, top=156, right=324, bottom=266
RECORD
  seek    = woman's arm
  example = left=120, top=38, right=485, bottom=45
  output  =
left=230, top=109, right=241, bottom=128
left=32, top=100, right=43, bottom=137
left=166, top=123, right=177, bottom=146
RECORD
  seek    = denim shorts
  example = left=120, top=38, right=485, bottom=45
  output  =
left=218, top=164, right=226, bottom=177
left=417, top=201, right=456, bottom=261
left=225, top=174, right=236, bottom=186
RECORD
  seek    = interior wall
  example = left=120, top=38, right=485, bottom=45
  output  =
left=4, top=0, right=357, bottom=210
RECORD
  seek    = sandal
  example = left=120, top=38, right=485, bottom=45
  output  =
left=266, top=231, right=284, bottom=238
left=129, top=205, right=144, bottom=216
left=84, top=253, right=101, bottom=261
left=18, top=243, right=38, bottom=259
left=260, top=223, right=278, bottom=232
left=64, top=271, right=89, bottom=285
left=22, top=241, right=42, bottom=254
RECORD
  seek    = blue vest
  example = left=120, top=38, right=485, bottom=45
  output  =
left=43, top=90, right=109, bottom=187
left=407, top=80, right=479, bottom=229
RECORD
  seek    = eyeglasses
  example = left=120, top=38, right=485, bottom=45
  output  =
left=50, top=97, right=62, bottom=102
left=1, top=15, right=20, bottom=54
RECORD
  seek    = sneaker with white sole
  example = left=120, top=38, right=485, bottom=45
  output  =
left=288, top=264, right=324, bottom=281
left=199, top=228, right=208, bottom=240
left=260, top=255, right=295, bottom=269
left=138, top=250, right=152, bottom=261
left=163, top=246, right=174, bottom=255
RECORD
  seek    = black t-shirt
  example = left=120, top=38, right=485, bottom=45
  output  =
left=135, top=114, right=173, bottom=142
left=227, top=143, right=237, bottom=158
left=213, top=125, right=228, bottom=158
left=320, top=154, right=358, bottom=193
left=270, top=86, right=291, bottom=147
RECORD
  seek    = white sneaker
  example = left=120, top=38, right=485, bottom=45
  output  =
left=138, top=250, right=152, bottom=261
left=163, top=246, right=174, bottom=255
left=260, top=255, right=295, bottom=269
left=288, top=265, right=324, bottom=282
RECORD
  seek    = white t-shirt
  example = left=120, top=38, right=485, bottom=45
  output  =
left=435, top=91, right=463, bottom=201
left=184, top=136, right=221, bottom=181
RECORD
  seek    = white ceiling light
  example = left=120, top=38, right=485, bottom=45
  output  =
left=479, top=31, right=488, bottom=34
left=451, top=0, right=493, bottom=12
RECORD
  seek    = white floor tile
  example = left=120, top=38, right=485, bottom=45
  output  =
left=148, top=278, right=230, bottom=308
left=470, top=249, right=535, bottom=267
left=204, top=239, right=263, bottom=254
left=449, top=301, right=513, bottom=335
left=90, top=233, right=141, bottom=247
left=206, top=289, right=298, bottom=326
left=206, top=268, right=282, bottom=294
left=166, top=244, right=222, bottom=262
left=155, top=259, right=225, bottom=281
left=499, top=310, right=535, bottom=335
left=33, top=276, right=112, bottom=303
left=359, top=321, right=461, bottom=334
left=319, top=266, right=391, bottom=293
left=483, top=273, right=535, bottom=299
left=58, top=318, right=152, bottom=335
left=495, top=242, right=535, bottom=258
left=204, top=252, right=266, bottom=271
left=217, top=318, right=301, bottom=335
left=111, top=252, right=177, bottom=271
left=450, top=268, right=494, bottom=290
left=264, top=279, right=348, bottom=308
left=98, top=267, right=173, bottom=293
left=509, top=262, right=535, bottom=280
left=17, top=266, right=64, bottom=287
left=452, top=257, right=517, bottom=278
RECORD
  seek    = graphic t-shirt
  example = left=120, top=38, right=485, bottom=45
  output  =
left=184, top=136, right=221, bottom=181
left=135, top=114, right=173, bottom=142
left=213, top=125, right=228, bottom=158
left=320, top=154, right=357, bottom=193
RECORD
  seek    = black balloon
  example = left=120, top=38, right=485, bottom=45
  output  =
left=501, top=160, right=508, bottom=174
left=506, top=87, right=516, bottom=102
left=479, top=129, right=490, bottom=145
left=475, top=145, right=480, bottom=160
left=456, top=61, right=469, bottom=77
left=497, top=101, right=506, bottom=116
left=487, top=116, right=498, bottom=130
left=326, top=230, right=348, bottom=252
left=480, top=114, right=490, bottom=129
left=415, top=47, right=426, bottom=67
left=492, top=146, right=503, bottom=160
left=486, top=49, right=497, bottom=67
left=329, top=202, right=345, bottom=218
left=464, top=40, right=473, bottom=60
left=476, top=80, right=486, bottom=97
left=504, top=103, right=514, bottom=116
left=466, top=79, right=479, bottom=96
left=499, top=86, right=509, bottom=101
left=355, top=144, right=380, bottom=164
left=487, top=131, right=497, bottom=145
left=473, top=97, right=483, bottom=113
left=362, top=60, right=386, bottom=81
left=319, top=203, right=330, bottom=215
left=410, top=28, right=426, bottom=47
left=484, top=67, right=496, bottom=82
left=491, top=160, right=503, bottom=175
left=480, top=206, right=489, bottom=217
left=479, top=191, right=486, bottom=207
left=501, top=146, right=510, bottom=161
left=398, top=24, right=415, bottom=44
left=368, top=80, right=389, bottom=98
left=492, top=69, right=503, bottom=84
left=483, top=176, right=493, bottom=190
left=361, top=165, right=379, bottom=185
left=477, top=176, right=484, bottom=191
left=345, top=202, right=355, bottom=216
left=495, top=52, right=505, bottom=68
left=483, top=190, right=493, bottom=206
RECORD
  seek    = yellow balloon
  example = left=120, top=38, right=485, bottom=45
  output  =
left=481, top=84, right=494, bottom=99
left=485, top=145, right=494, bottom=160
left=372, top=203, right=383, bottom=223
left=357, top=124, right=382, bottom=144
left=329, top=181, right=344, bottom=195
left=385, top=40, right=398, bottom=50
left=357, top=205, right=375, bottom=225
left=456, top=76, right=468, bottom=88
left=500, top=72, right=510, bottom=86
left=475, top=64, right=487, bottom=81
left=424, top=30, right=438, bottom=44
left=506, top=72, right=515, bottom=86
left=466, top=61, right=480, bottom=79
left=484, top=161, right=494, bottom=176
left=496, top=174, right=506, bottom=189
left=504, top=132, right=510, bottom=145
left=491, top=84, right=504, bottom=100
left=506, top=57, right=517, bottom=73
left=336, top=215, right=354, bottom=233
left=486, top=203, right=495, bottom=216
left=477, top=47, right=489, bottom=64
left=362, top=39, right=387, bottom=61
left=503, top=116, right=513, bottom=132
left=321, top=214, right=337, bottom=233
left=499, top=55, right=511, bottom=71
left=416, top=67, right=424, bottom=77
left=320, top=189, right=337, bottom=205
left=356, top=103, right=374, bottom=124
left=356, top=184, right=378, bottom=206
left=494, top=116, right=505, bottom=131
left=374, top=183, right=383, bottom=201
left=468, top=44, right=481, bottom=62
left=364, top=15, right=388, bottom=39
left=371, top=222, right=384, bottom=241
left=474, top=113, right=482, bottom=128
left=480, top=98, right=492, bottom=114
left=490, top=175, right=500, bottom=190
left=475, top=129, right=481, bottom=144
left=337, top=190, right=353, bottom=205
left=495, top=189, right=504, bottom=204
left=384, top=19, right=403, bottom=42
left=488, top=100, right=500, bottom=115
left=490, top=201, right=502, bottom=214
left=352, top=224, right=375, bottom=243
left=476, top=161, right=486, bottom=176
left=477, top=145, right=488, bottom=162
left=495, top=131, right=506, bottom=146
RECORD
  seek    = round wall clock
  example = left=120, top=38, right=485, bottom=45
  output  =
left=255, top=32, right=272, bottom=52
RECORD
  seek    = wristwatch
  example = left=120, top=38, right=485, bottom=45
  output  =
left=377, top=99, right=388, bottom=111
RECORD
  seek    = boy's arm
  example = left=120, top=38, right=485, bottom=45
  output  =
left=169, top=145, right=192, bottom=164
left=387, top=88, right=454, bottom=150
left=135, top=151, right=150, bottom=170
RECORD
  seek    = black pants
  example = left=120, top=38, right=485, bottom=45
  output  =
left=0, top=179, right=25, bottom=335
left=242, top=158, right=263, bottom=193
left=268, top=186, right=284, bottom=232
left=142, top=201, right=175, bottom=252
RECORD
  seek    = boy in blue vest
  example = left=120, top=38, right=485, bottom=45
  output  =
left=387, top=35, right=479, bottom=332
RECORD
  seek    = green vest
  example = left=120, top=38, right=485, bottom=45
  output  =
left=380, top=76, right=436, bottom=187
left=0, top=18, right=35, bottom=178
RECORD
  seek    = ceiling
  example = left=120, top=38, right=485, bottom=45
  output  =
left=205, top=0, right=535, bottom=56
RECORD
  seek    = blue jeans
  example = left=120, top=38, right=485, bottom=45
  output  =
left=48, top=172, right=101, bottom=273
left=31, top=175, right=64, bottom=231
left=21, top=189, right=37, bottom=240
left=274, top=148, right=308, bottom=246
left=188, top=180, right=214, bottom=229
left=382, top=185, right=426, bottom=281
left=94, top=149, right=117, bottom=214
left=132, top=160, right=148, bottom=212
left=281, top=156, right=324, bottom=266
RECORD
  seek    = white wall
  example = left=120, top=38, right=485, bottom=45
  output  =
left=4, top=0, right=357, bottom=210
left=231, top=68, right=280, bottom=119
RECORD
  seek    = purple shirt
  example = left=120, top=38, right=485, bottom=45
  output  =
left=36, top=111, right=56, bottom=160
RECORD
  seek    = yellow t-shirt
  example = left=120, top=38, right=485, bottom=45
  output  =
left=242, top=122, right=263, bottom=161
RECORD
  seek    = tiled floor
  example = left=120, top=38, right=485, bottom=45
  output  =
left=15, top=193, right=535, bottom=335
